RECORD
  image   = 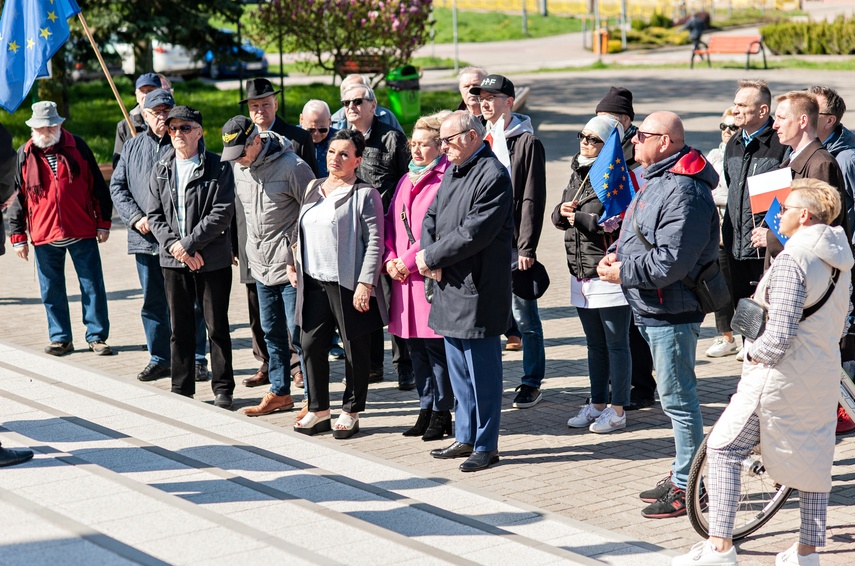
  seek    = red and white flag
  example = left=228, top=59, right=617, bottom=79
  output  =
left=747, top=168, right=793, bottom=214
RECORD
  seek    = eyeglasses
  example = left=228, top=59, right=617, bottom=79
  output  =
left=341, top=98, right=365, bottom=108
left=577, top=132, right=603, bottom=145
left=476, top=95, right=508, bottom=103
left=636, top=130, right=666, bottom=142
left=146, top=107, right=171, bottom=117
left=439, top=130, right=469, bottom=145
left=719, top=123, right=739, bottom=132
left=168, top=124, right=198, bottom=134
left=819, top=112, right=834, bottom=116
left=305, top=127, right=329, bottom=134
left=780, top=204, right=808, bottom=216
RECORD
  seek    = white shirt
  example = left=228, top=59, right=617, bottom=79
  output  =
left=301, top=184, right=351, bottom=282
left=175, top=154, right=201, bottom=238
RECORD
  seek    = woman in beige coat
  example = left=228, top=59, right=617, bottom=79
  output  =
left=674, top=178, right=854, bottom=566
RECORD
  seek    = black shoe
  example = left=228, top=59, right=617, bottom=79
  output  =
left=641, top=484, right=687, bottom=519
left=397, top=369, right=416, bottom=391
left=459, top=450, right=499, bottom=472
left=512, top=384, right=543, bottom=409
left=368, top=367, right=384, bottom=383
left=430, top=441, right=474, bottom=459
left=137, top=363, right=170, bottom=382
left=422, top=410, right=452, bottom=441
left=88, top=341, right=113, bottom=356
left=0, top=445, right=34, bottom=467
left=403, top=409, right=432, bottom=437
left=640, top=475, right=674, bottom=502
left=626, top=396, right=656, bottom=411
left=44, top=341, right=74, bottom=356
left=195, top=364, right=210, bottom=382
left=214, top=393, right=233, bottom=410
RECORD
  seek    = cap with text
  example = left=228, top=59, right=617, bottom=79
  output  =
left=221, top=115, right=258, bottom=162
left=470, top=74, right=515, bottom=98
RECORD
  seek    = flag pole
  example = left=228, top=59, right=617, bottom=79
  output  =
left=76, top=12, right=136, bottom=137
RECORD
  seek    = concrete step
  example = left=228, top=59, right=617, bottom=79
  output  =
left=0, top=342, right=674, bottom=565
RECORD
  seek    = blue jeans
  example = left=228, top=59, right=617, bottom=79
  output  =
left=136, top=253, right=208, bottom=367
left=444, top=336, right=503, bottom=452
left=34, top=239, right=109, bottom=343
left=511, top=294, right=545, bottom=388
left=256, top=281, right=300, bottom=396
left=576, top=305, right=632, bottom=407
left=639, top=323, right=705, bottom=489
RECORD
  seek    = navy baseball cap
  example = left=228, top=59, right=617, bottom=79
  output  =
left=144, top=89, right=175, bottom=109
left=136, top=72, right=161, bottom=90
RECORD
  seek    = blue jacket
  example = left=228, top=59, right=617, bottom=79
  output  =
left=616, top=146, right=720, bottom=326
left=824, top=124, right=855, bottom=236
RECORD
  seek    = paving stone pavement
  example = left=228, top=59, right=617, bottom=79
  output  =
left=2, top=68, right=855, bottom=563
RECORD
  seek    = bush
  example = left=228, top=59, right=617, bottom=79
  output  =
left=761, top=17, right=855, bottom=55
left=650, top=11, right=674, bottom=29
left=625, top=27, right=689, bottom=48
left=606, top=39, right=624, bottom=53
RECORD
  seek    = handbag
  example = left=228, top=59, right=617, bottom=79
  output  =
left=632, top=217, right=731, bottom=314
left=401, top=207, right=434, bottom=304
left=732, top=268, right=840, bottom=341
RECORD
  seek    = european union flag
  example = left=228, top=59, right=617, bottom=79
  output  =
left=0, top=0, right=81, bottom=113
left=590, top=127, right=636, bottom=222
left=764, top=196, right=789, bottom=246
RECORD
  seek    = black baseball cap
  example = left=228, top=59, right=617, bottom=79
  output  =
left=470, top=74, right=515, bottom=98
left=221, top=116, right=257, bottom=161
left=165, top=105, right=203, bottom=127
left=144, top=89, right=175, bottom=109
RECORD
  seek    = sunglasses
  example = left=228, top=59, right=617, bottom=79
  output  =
left=341, top=98, right=365, bottom=107
left=439, top=130, right=468, bottom=145
left=720, top=123, right=739, bottom=132
left=636, top=130, right=666, bottom=142
left=168, top=124, right=197, bottom=134
left=779, top=204, right=808, bottom=216
left=577, top=132, right=603, bottom=145
left=305, top=127, right=329, bottom=134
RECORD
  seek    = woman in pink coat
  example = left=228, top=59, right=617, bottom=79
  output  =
left=384, top=111, right=454, bottom=441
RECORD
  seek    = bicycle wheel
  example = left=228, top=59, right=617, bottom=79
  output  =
left=686, top=435, right=794, bottom=540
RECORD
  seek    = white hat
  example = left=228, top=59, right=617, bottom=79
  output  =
left=582, top=115, right=623, bottom=144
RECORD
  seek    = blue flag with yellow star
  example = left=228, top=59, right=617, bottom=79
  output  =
left=0, top=0, right=81, bottom=113
left=764, top=196, right=789, bottom=246
left=589, top=127, right=636, bottom=222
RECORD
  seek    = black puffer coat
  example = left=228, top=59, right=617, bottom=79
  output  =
left=552, top=155, right=617, bottom=279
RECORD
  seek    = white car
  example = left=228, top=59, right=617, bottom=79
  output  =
left=115, top=40, right=205, bottom=76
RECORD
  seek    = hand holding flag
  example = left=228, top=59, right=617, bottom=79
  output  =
left=589, top=128, right=636, bottom=222
left=764, top=197, right=789, bottom=246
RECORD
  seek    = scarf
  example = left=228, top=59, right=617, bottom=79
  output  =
left=23, top=130, right=80, bottom=200
left=407, top=155, right=441, bottom=186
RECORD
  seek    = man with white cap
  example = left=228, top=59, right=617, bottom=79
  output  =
left=8, top=101, right=113, bottom=357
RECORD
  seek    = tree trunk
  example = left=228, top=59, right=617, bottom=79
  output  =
left=133, top=39, right=154, bottom=74
left=39, top=45, right=70, bottom=119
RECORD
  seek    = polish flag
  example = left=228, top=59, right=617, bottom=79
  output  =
left=747, top=168, right=793, bottom=214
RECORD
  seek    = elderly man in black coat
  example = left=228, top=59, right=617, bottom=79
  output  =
left=416, top=111, right=514, bottom=472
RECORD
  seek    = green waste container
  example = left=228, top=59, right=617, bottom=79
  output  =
left=386, top=65, right=421, bottom=125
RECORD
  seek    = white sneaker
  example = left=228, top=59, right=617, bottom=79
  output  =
left=735, top=346, right=745, bottom=362
left=672, top=540, right=738, bottom=566
left=567, top=403, right=602, bottom=428
left=776, top=543, right=819, bottom=566
left=589, top=406, right=626, bottom=433
left=706, top=337, right=739, bottom=358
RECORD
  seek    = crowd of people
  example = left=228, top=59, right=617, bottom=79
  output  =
left=2, top=69, right=854, bottom=564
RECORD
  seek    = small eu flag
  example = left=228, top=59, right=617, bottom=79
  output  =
left=0, top=0, right=81, bottom=113
left=590, top=127, right=636, bottom=222
left=764, top=197, right=789, bottom=246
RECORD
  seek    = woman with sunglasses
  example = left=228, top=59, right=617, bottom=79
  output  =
left=705, top=107, right=742, bottom=359
left=553, top=116, right=632, bottom=433
left=292, top=129, right=386, bottom=439
left=383, top=111, right=455, bottom=441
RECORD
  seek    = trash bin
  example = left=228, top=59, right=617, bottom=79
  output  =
left=386, top=65, right=421, bottom=125
left=594, top=28, right=610, bottom=55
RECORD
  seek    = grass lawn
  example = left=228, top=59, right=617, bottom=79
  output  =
left=1, top=78, right=460, bottom=164
left=430, top=8, right=582, bottom=43
left=535, top=57, right=855, bottom=73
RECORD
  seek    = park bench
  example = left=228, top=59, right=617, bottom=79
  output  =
left=691, top=34, right=767, bottom=70
left=334, top=54, right=385, bottom=76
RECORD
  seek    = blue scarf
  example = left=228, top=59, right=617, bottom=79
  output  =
left=407, top=155, right=442, bottom=186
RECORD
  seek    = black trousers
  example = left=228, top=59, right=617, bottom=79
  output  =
left=370, top=273, right=412, bottom=375
left=629, top=317, right=656, bottom=400
left=163, top=266, right=235, bottom=397
left=246, top=282, right=301, bottom=375
left=724, top=253, right=765, bottom=310
left=301, top=276, right=373, bottom=413
left=714, top=248, right=736, bottom=334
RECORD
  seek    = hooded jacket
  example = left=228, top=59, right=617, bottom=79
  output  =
left=502, top=113, right=547, bottom=261
left=824, top=124, right=855, bottom=236
left=110, top=126, right=172, bottom=255
left=616, top=146, right=720, bottom=326
left=709, top=223, right=853, bottom=492
left=146, top=143, right=235, bottom=272
left=268, top=116, right=319, bottom=176
left=232, top=132, right=315, bottom=287
left=722, top=119, right=787, bottom=261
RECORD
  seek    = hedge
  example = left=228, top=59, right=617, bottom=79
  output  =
left=761, top=17, right=855, bottom=55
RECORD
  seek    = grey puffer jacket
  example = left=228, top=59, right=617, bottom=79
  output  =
left=233, top=132, right=315, bottom=287
left=110, top=128, right=172, bottom=255
left=616, top=146, right=720, bottom=326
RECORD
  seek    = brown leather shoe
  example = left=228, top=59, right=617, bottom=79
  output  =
left=243, top=393, right=294, bottom=416
left=242, top=370, right=269, bottom=387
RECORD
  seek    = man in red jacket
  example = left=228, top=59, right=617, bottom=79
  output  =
left=8, top=102, right=113, bottom=357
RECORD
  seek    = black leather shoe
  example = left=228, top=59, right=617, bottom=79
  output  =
left=625, top=396, right=656, bottom=411
left=214, top=393, right=233, bottom=410
left=397, top=369, right=416, bottom=391
left=430, top=441, right=474, bottom=459
left=137, top=363, right=170, bottom=382
left=368, top=367, right=384, bottom=383
left=0, top=444, right=34, bottom=467
left=44, top=341, right=73, bottom=356
left=459, top=450, right=499, bottom=472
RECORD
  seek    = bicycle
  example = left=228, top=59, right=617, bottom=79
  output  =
left=685, top=369, right=855, bottom=540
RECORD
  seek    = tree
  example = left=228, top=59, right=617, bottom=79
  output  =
left=251, top=0, right=433, bottom=84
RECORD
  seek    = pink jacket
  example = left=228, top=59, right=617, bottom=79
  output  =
left=383, top=156, right=449, bottom=339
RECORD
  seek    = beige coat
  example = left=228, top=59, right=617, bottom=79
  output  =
left=709, top=223, right=853, bottom=492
